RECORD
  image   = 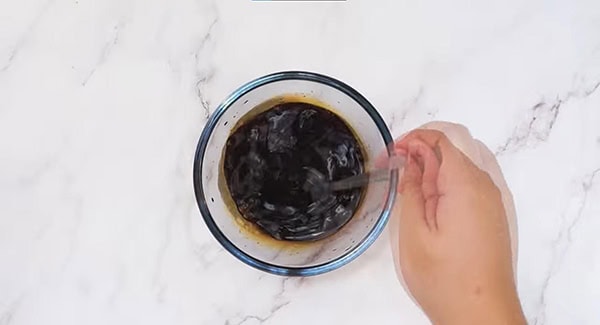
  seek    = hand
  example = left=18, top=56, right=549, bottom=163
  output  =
left=389, top=122, right=525, bottom=324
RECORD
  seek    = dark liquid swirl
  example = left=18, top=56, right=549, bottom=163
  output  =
left=223, top=102, right=364, bottom=241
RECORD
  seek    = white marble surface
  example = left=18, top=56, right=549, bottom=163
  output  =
left=1, top=0, right=600, bottom=324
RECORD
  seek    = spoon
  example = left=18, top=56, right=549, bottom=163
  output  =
left=303, top=155, right=406, bottom=198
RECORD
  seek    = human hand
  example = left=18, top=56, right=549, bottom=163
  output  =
left=389, top=122, right=525, bottom=324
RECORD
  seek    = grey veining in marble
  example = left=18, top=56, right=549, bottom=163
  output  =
left=1, top=0, right=599, bottom=324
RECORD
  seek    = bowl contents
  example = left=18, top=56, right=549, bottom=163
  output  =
left=223, top=101, right=365, bottom=241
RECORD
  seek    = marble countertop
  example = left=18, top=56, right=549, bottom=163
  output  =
left=1, top=0, right=600, bottom=324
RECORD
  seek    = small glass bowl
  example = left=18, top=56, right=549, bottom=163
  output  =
left=193, top=71, right=397, bottom=276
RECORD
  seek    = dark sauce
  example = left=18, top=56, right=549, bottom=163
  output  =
left=223, top=102, right=365, bottom=241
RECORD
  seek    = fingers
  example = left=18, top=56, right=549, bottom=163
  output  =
left=392, top=150, right=429, bottom=284
left=375, top=143, right=408, bottom=170
left=419, top=121, right=482, bottom=167
left=396, top=128, right=466, bottom=195
left=391, top=124, right=502, bottom=235
left=399, top=150, right=428, bottom=231
left=392, top=129, right=452, bottom=233
left=395, top=128, right=460, bottom=164
left=407, top=139, right=441, bottom=230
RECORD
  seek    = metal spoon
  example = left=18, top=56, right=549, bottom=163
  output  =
left=303, top=155, right=406, bottom=197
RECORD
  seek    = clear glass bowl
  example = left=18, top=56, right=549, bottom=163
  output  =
left=193, top=71, right=397, bottom=276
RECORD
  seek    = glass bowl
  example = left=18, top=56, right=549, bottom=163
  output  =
left=193, top=71, right=397, bottom=276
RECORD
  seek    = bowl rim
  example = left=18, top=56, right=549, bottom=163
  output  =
left=193, top=70, right=397, bottom=276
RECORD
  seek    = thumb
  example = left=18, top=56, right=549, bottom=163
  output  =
left=396, top=137, right=441, bottom=232
left=390, top=150, right=430, bottom=296
left=389, top=140, right=433, bottom=301
left=398, top=152, right=429, bottom=233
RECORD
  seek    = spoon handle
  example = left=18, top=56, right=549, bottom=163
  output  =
left=330, top=155, right=406, bottom=191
